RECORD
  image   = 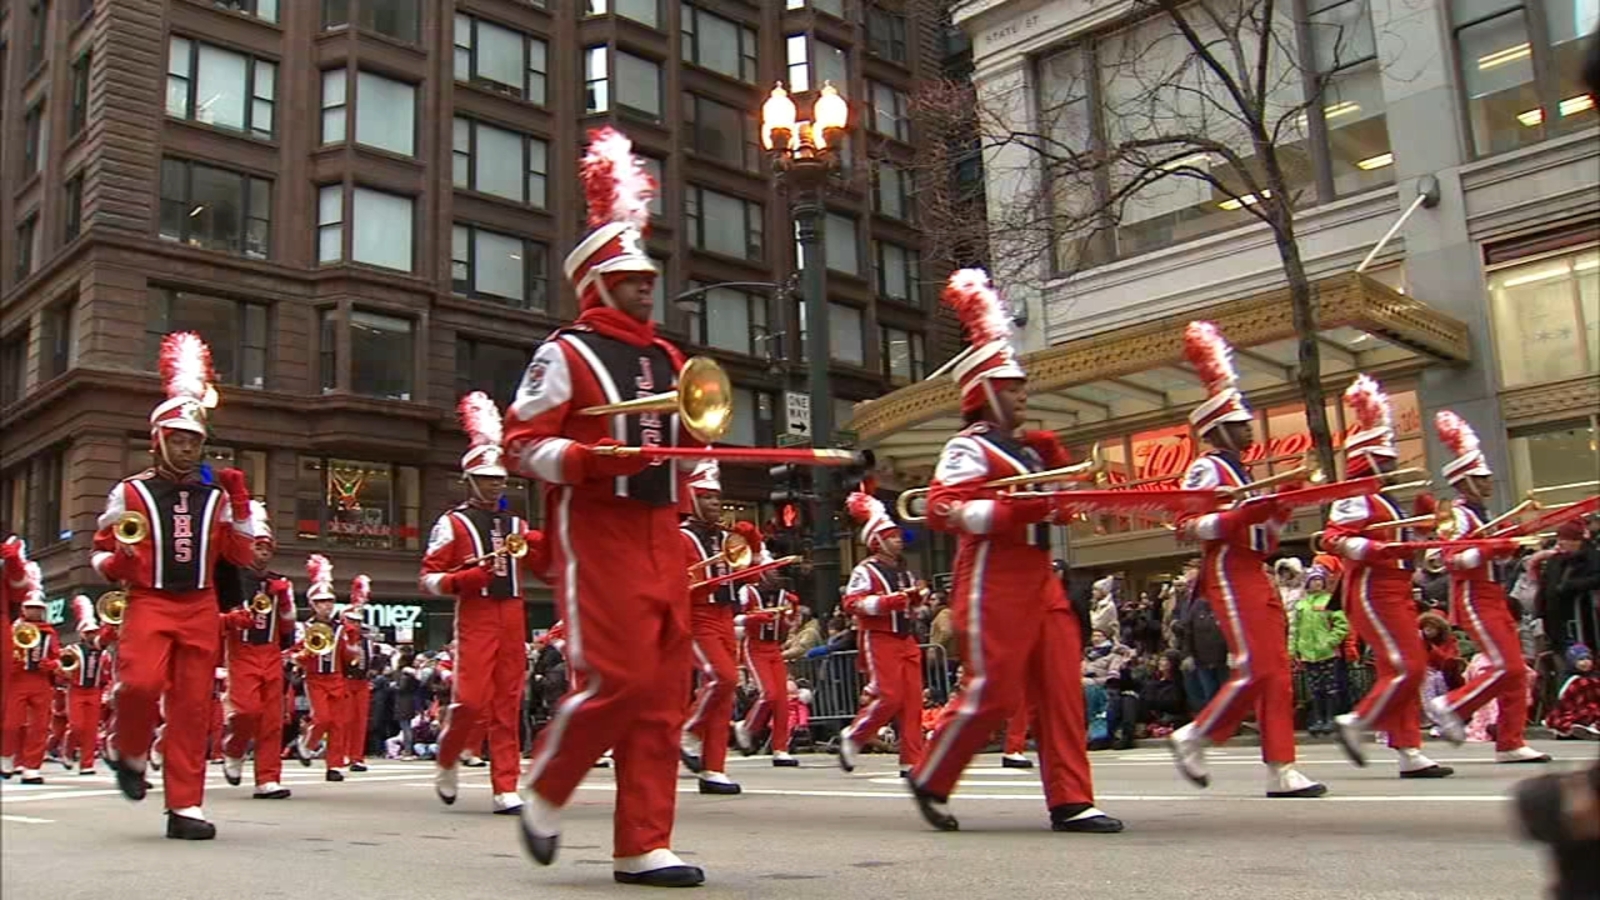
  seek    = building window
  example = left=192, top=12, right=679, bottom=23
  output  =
left=1451, top=0, right=1597, bottom=157
left=786, top=35, right=848, bottom=94
left=34, top=448, right=66, bottom=547
left=40, top=300, right=73, bottom=381
left=316, top=185, right=414, bottom=272
left=800, top=302, right=866, bottom=365
left=880, top=326, right=924, bottom=384
left=1, top=331, right=26, bottom=407
left=146, top=287, right=270, bottom=389
left=684, top=93, right=760, bottom=172
left=451, top=224, right=550, bottom=312
left=682, top=6, right=758, bottom=83
left=800, top=212, right=859, bottom=275
left=866, top=5, right=908, bottom=64
left=1508, top=419, right=1600, bottom=506
left=322, top=0, right=420, bottom=43
left=873, top=160, right=914, bottom=220
left=63, top=175, right=83, bottom=242
left=158, top=158, right=272, bottom=260
left=454, top=14, right=548, bottom=105
left=457, top=337, right=534, bottom=403
left=165, top=37, right=277, bottom=139
left=349, top=310, right=413, bottom=401
left=69, top=52, right=91, bottom=138
left=873, top=240, right=920, bottom=303
left=296, top=456, right=422, bottom=551
left=616, top=51, right=663, bottom=119
left=787, top=0, right=845, bottom=17
left=320, top=70, right=347, bottom=144
left=585, top=46, right=610, bottom=113
left=686, top=186, right=764, bottom=261
left=319, top=309, right=339, bottom=393
left=640, top=157, right=665, bottom=216
left=213, top=0, right=278, bottom=23
left=452, top=118, right=548, bottom=208
left=689, top=283, right=769, bottom=356
left=15, top=215, right=39, bottom=281
left=649, top=255, right=669, bottom=324
left=867, top=80, right=909, bottom=141
left=0, top=466, right=25, bottom=547
left=23, top=103, right=45, bottom=178
left=27, top=0, right=49, bottom=70
left=1488, top=244, right=1599, bottom=388
left=1307, top=0, right=1394, bottom=193
left=349, top=71, right=416, bottom=157
left=726, top=386, right=773, bottom=447
left=585, top=0, right=658, bottom=28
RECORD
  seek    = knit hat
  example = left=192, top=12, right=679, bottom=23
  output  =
left=1184, top=322, right=1254, bottom=436
left=1434, top=410, right=1491, bottom=484
left=306, top=554, right=336, bottom=601
left=1568, top=644, right=1593, bottom=666
left=940, top=269, right=1025, bottom=416
left=1342, top=374, right=1397, bottom=477
left=846, top=490, right=900, bottom=550
left=457, top=391, right=507, bottom=477
left=149, top=332, right=217, bottom=437
left=563, top=127, right=658, bottom=310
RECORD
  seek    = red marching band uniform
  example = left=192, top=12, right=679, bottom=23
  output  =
left=218, top=501, right=295, bottom=799
left=504, top=127, right=704, bottom=887
left=3, top=567, right=60, bottom=783
left=1, top=536, right=33, bottom=742
left=1423, top=411, right=1551, bottom=763
left=92, top=332, right=257, bottom=838
left=337, top=586, right=376, bottom=774
left=679, top=461, right=750, bottom=795
left=65, top=595, right=117, bottom=776
left=734, top=561, right=801, bottom=766
left=1166, top=322, right=1324, bottom=798
left=422, top=392, right=548, bottom=814
left=908, top=269, right=1120, bottom=835
left=839, top=490, right=927, bottom=777
left=1322, top=376, right=1453, bottom=778
left=288, top=555, right=360, bottom=779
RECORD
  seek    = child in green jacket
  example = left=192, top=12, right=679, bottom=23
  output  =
left=1289, top=565, right=1349, bottom=735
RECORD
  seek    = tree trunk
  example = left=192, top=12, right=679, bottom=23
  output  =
left=1273, top=218, right=1339, bottom=481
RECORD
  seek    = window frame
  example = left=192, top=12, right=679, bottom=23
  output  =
left=685, top=185, right=765, bottom=262
left=295, top=455, right=423, bottom=552
left=453, top=13, right=549, bottom=106
left=158, top=157, right=273, bottom=260
left=683, top=92, right=761, bottom=173
left=865, top=4, right=909, bottom=65
left=879, top=324, right=925, bottom=384
left=867, top=80, right=910, bottom=142
left=165, top=36, right=278, bottom=139
left=322, top=0, right=421, bottom=43
left=682, top=5, right=759, bottom=84
left=40, top=299, right=73, bottom=381
left=145, top=286, right=271, bottom=390
left=1446, top=0, right=1584, bottom=158
left=15, top=214, right=39, bottom=281
left=63, top=174, right=83, bottom=243
left=23, top=102, right=45, bottom=179
left=455, top=335, right=538, bottom=401
left=1, top=330, right=27, bottom=407
left=872, top=158, right=915, bottom=221
left=347, top=308, right=416, bottom=401
left=687, top=282, right=770, bottom=357
left=212, top=0, right=278, bottom=23
left=352, top=70, right=418, bottom=158
left=69, top=50, right=91, bottom=138
left=452, top=117, right=550, bottom=208
left=612, top=48, right=665, bottom=121
left=450, top=223, right=551, bottom=312
left=584, top=0, right=661, bottom=29
left=27, top=0, right=50, bottom=71
left=872, top=239, right=921, bottom=304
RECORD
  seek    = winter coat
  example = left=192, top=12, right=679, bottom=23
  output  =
left=1534, top=542, right=1600, bottom=647
left=1090, top=597, right=1120, bottom=641
left=1274, top=557, right=1307, bottom=609
left=1174, top=583, right=1229, bottom=668
left=782, top=618, right=824, bottom=661
left=929, top=607, right=957, bottom=662
left=1139, top=670, right=1187, bottom=720
left=1082, top=640, right=1135, bottom=685
left=1288, top=591, right=1349, bottom=663
left=1415, top=568, right=1451, bottom=611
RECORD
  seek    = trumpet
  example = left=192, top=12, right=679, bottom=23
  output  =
left=114, top=511, right=150, bottom=545
left=249, top=592, right=275, bottom=614
left=580, top=356, right=733, bottom=444
left=13, top=621, right=41, bottom=651
left=59, top=645, right=83, bottom=674
left=895, top=451, right=1104, bottom=522
left=302, top=622, right=337, bottom=657
left=455, top=532, right=530, bottom=570
left=687, top=530, right=753, bottom=577
left=97, top=591, right=127, bottom=626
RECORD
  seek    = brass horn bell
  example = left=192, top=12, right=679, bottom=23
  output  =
left=579, top=356, right=733, bottom=444
left=59, top=645, right=82, bottom=674
left=250, top=592, right=275, bottom=614
left=114, top=511, right=150, bottom=545
left=303, top=622, right=337, bottom=657
left=96, top=591, right=127, bottom=626
left=13, top=621, right=42, bottom=651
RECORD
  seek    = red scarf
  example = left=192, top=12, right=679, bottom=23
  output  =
left=577, top=306, right=657, bottom=349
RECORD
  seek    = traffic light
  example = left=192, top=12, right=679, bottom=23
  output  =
left=768, top=464, right=811, bottom=504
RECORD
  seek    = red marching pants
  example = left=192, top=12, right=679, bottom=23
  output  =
left=1346, top=566, right=1427, bottom=750
left=1188, top=547, right=1297, bottom=764
left=48, top=690, right=69, bottom=758
left=526, top=496, right=690, bottom=860
left=912, top=549, right=1095, bottom=810
left=1004, top=706, right=1029, bottom=755
left=344, top=680, right=371, bottom=766
left=438, top=596, right=527, bottom=793
left=844, top=630, right=926, bottom=768
left=111, top=588, right=222, bottom=810
left=685, top=603, right=737, bottom=774
left=2, top=672, right=53, bottom=769
left=67, top=687, right=103, bottom=769
left=1443, top=579, right=1529, bottom=751
left=303, top=674, right=348, bottom=770
left=223, top=644, right=285, bottom=786
left=741, top=638, right=791, bottom=754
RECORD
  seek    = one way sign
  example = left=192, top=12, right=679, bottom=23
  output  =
left=785, top=391, right=811, bottom=435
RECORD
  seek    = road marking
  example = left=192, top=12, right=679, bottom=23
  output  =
left=1, top=814, right=55, bottom=823
left=570, top=783, right=1513, bottom=803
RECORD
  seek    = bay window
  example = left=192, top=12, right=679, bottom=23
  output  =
left=146, top=287, right=269, bottom=389
left=683, top=6, right=758, bottom=83
left=159, top=158, right=272, bottom=260
left=166, top=37, right=277, bottom=138
left=452, top=118, right=548, bottom=207
left=1488, top=244, right=1599, bottom=387
left=585, top=0, right=659, bottom=28
left=349, top=310, right=414, bottom=401
left=454, top=14, right=549, bottom=105
left=451, top=224, right=550, bottom=311
left=457, top=337, right=535, bottom=402
left=873, top=240, right=920, bottom=303
left=317, top=185, right=414, bottom=272
left=686, top=186, right=764, bottom=261
left=323, top=0, right=421, bottom=43
left=296, top=456, right=422, bottom=551
left=880, top=326, right=924, bottom=384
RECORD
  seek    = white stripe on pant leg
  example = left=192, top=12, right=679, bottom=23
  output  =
left=1449, top=583, right=1507, bottom=714
left=684, top=639, right=721, bottom=733
left=1193, top=546, right=1254, bottom=738
left=915, top=542, right=989, bottom=791
left=845, top=630, right=885, bottom=742
left=525, top=487, right=602, bottom=789
left=1354, top=568, right=1408, bottom=728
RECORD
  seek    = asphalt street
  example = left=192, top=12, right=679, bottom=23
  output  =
left=1, top=739, right=1589, bottom=899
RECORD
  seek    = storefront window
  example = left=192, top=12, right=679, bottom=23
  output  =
left=295, top=456, right=421, bottom=550
left=1508, top=419, right=1599, bottom=506
left=1489, top=246, right=1599, bottom=387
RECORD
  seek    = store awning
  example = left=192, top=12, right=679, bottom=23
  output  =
left=848, top=273, right=1471, bottom=479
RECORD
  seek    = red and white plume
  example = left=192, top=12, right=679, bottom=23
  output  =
left=159, top=332, right=215, bottom=404
left=942, top=268, right=1012, bottom=346
left=1182, top=322, right=1237, bottom=393
left=23, top=560, right=42, bottom=594
left=581, top=126, right=656, bottom=232
left=847, top=490, right=897, bottom=548
left=1435, top=409, right=1492, bottom=483
left=72, top=594, right=96, bottom=629
left=306, top=554, right=335, bottom=600
left=458, top=392, right=503, bottom=448
left=1344, top=375, right=1392, bottom=432
left=350, top=574, right=372, bottom=607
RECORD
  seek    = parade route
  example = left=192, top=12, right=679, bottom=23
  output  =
left=2, top=741, right=1583, bottom=899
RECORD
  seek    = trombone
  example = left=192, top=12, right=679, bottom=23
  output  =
left=97, top=591, right=127, bottom=626
left=580, top=356, right=733, bottom=444
left=114, top=511, right=149, bottom=545
left=687, top=529, right=753, bottom=577
left=454, top=532, right=530, bottom=570
left=894, top=451, right=1103, bottom=522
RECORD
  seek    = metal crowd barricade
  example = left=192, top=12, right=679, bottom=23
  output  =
left=784, top=642, right=952, bottom=728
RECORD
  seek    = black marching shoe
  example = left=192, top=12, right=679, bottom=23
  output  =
left=326, top=769, right=345, bottom=782
left=20, top=774, right=44, bottom=785
left=108, top=757, right=148, bottom=802
left=518, top=805, right=560, bottom=867
left=1399, top=764, right=1455, bottom=779
left=697, top=775, right=742, bottom=795
left=1050, top=802, right=1125, bottom=833
left=911, top=785, right=959, bottom=832
left=679, top=750, right=704, bottom=775
left=165, top=812, right=216, bottom=841
left=1001, top=754, right=1034, bottom=769
left=348, top=762, right=368, bottom=773
left=771, top=753, right=800, bottom=767
left=613, top=850, right=706, bottom=887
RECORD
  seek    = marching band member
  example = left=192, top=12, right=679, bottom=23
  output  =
left=1, top=536, right=31, bottom=739
left=1322, top=376, right=1453, bottom=779
left=840, top=489, right=927, bottom=778
left=65, top=595, right=115, bottom=776
left=505, top=126, right=704, bottom=887
left=909, top=270, right=1122, bottom=835
left=4, top=585, right=61, bottom=783
left=1424, top=412, right=1551, bottom=764
left=93, top=332, right=257, bottom=839
left=422, top=393, right=548, bottom=814
left=734, top=561, right=800, bottom=767
left=680, top=460, right=752, bottom=795
left=290, top=555, right=356, bottom=781
left=337, top=596, right=374, bottom=773
left=218, top=500, right=295, bottom=799
left=1166, top=322, right=1324, bottom=798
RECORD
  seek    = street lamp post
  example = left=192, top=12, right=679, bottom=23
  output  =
left=762, top=82, right=849, bottom=616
